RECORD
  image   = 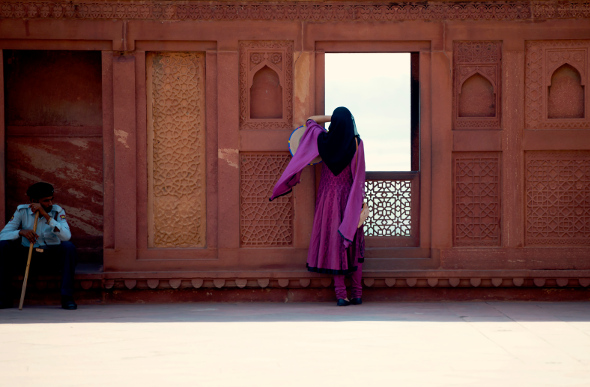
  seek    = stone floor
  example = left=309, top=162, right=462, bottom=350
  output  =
left=1, top=302, right=590, bottom=386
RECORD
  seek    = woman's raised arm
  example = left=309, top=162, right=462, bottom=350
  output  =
left=307, top=115, right=331, bottom=124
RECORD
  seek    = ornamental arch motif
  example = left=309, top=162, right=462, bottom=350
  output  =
left=459, top=72, right=496, bottom=118
left=239, top=41, right=293, bottom=130
left=547, top=63, right=585, bottom=119
left=249, top=65, right=283, bottom=120
left=525, top=40, right=590, bottom=129
left=453, top=41, right=502, bottom=130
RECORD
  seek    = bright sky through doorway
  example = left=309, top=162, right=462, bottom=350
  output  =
left=325, top=53, right=411, bottom=171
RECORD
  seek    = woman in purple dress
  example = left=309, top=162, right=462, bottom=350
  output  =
left=271, top=107, right=366, bottom=306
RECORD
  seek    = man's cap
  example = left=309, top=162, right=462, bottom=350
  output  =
left=26, top=182, right=54, bottom=199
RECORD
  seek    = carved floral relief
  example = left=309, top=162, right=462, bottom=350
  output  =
left=148, top=52, right=207, bottom=248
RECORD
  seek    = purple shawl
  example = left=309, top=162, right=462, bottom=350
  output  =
left=270, top=120, right=366, bottom=248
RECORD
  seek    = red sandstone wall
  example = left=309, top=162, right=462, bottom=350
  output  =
left=0, top=0, right=589, bottom=295
left=3, top=50, right=104, bottom=263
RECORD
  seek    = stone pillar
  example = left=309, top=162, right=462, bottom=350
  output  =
left=105, top=53, right=137, bottom=269
left=102, top=51, right=115, bottom=251
left=419, top=50, right=433, bottom=252
left=430, top=46, right=453, bottom=251
left=217, top=44, right=240, bottom=252
left=503, top=38, right=525, bottom=248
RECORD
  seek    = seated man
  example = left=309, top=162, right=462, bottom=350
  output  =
left=0, top=182, right=77, bottom=310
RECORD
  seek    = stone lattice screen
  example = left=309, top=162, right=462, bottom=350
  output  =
left=526, top=151, right=590, bottom=246
left=453, top=154, right=501, bottom=246
left=240, top=153, right=293, bottom=246
left=147, top=52, right=207, bottom=248
left=364, top=180, right=413, bottom=237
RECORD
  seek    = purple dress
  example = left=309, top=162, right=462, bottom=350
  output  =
left=270, top=120, right=366, bottom=275
left=307, top=162, right=365, bottom=275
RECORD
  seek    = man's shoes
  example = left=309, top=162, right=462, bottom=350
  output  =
left=350, top=298, right=362, bottom=305
left=336, top=298, right=350, bottom=306
left=61, top=296, right=77, bottom=310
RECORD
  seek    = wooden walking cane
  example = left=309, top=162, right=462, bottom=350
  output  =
left=19, top=211, right=40, bottom=310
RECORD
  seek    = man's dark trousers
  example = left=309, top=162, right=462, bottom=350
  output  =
left=0, top=240, right=77, bottom=303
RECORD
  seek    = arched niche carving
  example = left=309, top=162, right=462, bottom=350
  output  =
left=548, top=63, right=585, bottom=119
left=525, top=41, right=590, bottom=129
left=459, top=73, right=496, bottom=118
left=453, top=41, right=502, bottom=130
left=239, top=41, right=293, bottom=130
left=249, top=65, right=283, bottom=119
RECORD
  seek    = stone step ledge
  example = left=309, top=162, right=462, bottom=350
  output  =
left=14, top=275, right=590, bottom=291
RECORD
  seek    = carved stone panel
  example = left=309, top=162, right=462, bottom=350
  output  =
left=454, top=153, right=501, bottom=246
left=526, top=151, right=590, bottom=246
left=240, top=153, right=293, bottom=246
left=7, top=1, right=589, bottom=22
left=239, top=41, right=293, bottom=130
left=148, top=52, right=206, bottom=248
left=453, top=41, right=502, bottom=130
left=525, top=40, right=590, bottom=129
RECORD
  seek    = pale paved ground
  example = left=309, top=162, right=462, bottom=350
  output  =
left=1, top=302, right=590, bottom=387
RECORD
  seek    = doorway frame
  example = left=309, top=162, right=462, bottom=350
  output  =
left=315, top=41, right=435, bottom=269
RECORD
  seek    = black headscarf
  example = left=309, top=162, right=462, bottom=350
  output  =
left=317, top=106, right=359, bottom=176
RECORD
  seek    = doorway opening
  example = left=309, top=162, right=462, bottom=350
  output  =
left=3, top=50, right=104, bottom=265
left=325, top=53, right=420, bottom=244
